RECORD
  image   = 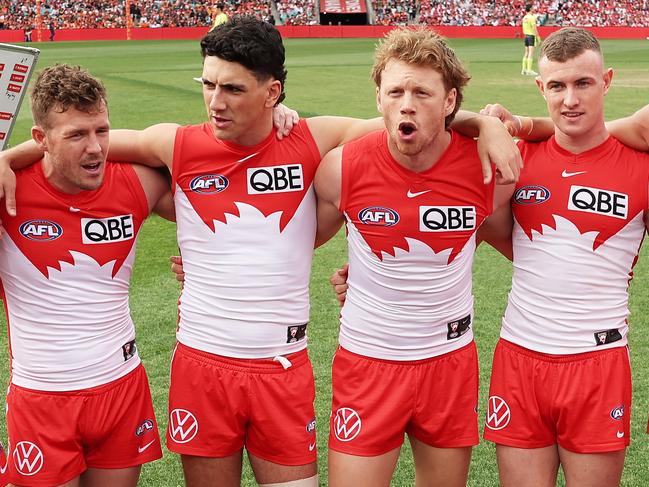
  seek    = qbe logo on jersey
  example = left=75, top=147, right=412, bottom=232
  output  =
left=419, top=206, right=476, bottom=232
left=568, top=185, right=628, bottom=219
left=247, top=164, right=303, bottom=194
left=169, top=409, right=199, bottom=444
left=13, top=441, right=44, bottom=476
left=82, top=214, right=134, bottom=244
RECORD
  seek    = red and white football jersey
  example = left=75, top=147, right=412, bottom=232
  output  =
left=339, top=130, right=494, bottom=360
left=503, top=136, right=649, bottom=353
left=0, top=162, right=149, bottom=391
left=172, top=121, right=321, bottom=358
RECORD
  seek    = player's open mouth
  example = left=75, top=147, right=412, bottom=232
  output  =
left=81, top=162, right=102, bottom=173
left=212, top=116, right=232, bottom=128
left=398, top=121, right=417, bottom=137
left=561, top=111, right=583, bottom=119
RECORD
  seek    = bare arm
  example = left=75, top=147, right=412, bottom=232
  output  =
left=607, top=105, right=649, bottom=152
left=109, top=123, right=178, bottom=169
left=314, top=146, right=345, bottom=248
left=306, top=116, right=384, bottom=158
left=451, top=110, right=523, bottom=184
left=477, top=183, right=515, bottom=261
left=480, top=103, right=554, bottom=141
left=131, top=164, right=175, bottom=221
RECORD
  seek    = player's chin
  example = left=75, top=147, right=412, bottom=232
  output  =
left=79, top=174, right=105, bottom=191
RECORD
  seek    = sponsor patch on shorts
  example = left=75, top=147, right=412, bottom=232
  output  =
left=287, top=324, right=307, bottom=343
left=594, top=329, right=622, bottom=346
left=447, top=315, right=471, bottom=340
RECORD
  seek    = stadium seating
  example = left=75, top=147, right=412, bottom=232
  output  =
left=419, top=0, right=649, bottom=27
left=1, top=0, right=648, bottom=29
left=276, top=0, right=319, bottom=26
left=372, top=0, right=416, bottom=26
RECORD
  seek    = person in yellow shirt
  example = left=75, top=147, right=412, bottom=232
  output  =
left=209, top=3, right=228, bottom=31
left=521, top=4, right=541, bottom=75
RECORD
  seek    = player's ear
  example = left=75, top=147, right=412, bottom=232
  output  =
left=31, top=125, right=48, bottom=150
left=444, top=88, right=457, bottom=117
left=602, top=68, right=613, bottom=95
left=535, top=78, right=546, bottom=99
left=376, top=87, right=383, bottom=114
left=266, top=80, right=282, bottom=108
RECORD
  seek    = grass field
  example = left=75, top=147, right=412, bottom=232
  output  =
left=5, top=36, right=649, bottom=486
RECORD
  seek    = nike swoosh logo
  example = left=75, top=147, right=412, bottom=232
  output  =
left=616, top=431, right=625, bottom=438
left=138, top=440, right=156, bottom=453
left=237, top=152, right=259, bottom=163
left=308, top=442, right=316, bottom=451
left=561, top=170, right=587, bottom=178
left=407, top=189, right=432, bottom=198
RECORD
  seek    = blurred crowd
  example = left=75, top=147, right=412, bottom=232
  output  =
left=277, top=0, right=317, bottom=25
left=420, top=0, right=649, bottom=27
left=1, top=0, right=649, bottom=29
left=0, top=0, right=272, bottom=30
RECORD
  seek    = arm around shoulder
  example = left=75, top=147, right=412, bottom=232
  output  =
left=607, top=105, right=649, bottom=152
left=306, top=116, right=383, bottom=158
left=109, top=123, right=179, bottom=170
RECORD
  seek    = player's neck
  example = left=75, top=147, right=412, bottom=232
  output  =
left=41, top=157, right=84, bottom=195
left=212, top=116, right=274, bottom=147
left=555, top=123, right=608, bottom=154
left=387, top=130, right=451, bottom=173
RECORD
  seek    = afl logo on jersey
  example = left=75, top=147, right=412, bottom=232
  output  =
left=189, top=174, right=229, bottom=194
left=514, top=185, right=551, bottom=205
left=19, top=219, right=63, bottom=241
left=358, top=206, right=400, bottom=226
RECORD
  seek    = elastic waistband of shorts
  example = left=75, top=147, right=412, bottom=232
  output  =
left=176, top=342, right=310, bottom=372
left=11, top=363, right=144, bottom=396
left=338, top=340, right=476, bottom=366
left=498, top=338, right=628, bottom=363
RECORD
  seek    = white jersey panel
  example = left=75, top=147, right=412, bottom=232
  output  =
left=2, top=237, right=140, bottom=391
left=175, top=183, right=316, bottom=358
left=340, top=218, right=475, bottom=360
left=502, top=213, right=645, bottom=353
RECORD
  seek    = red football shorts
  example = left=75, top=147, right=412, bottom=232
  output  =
left=484, top=339, right=631, bottom=453
left=328, top=342, right=479, bottom=456
left=0, top=441, right=8, bottom=487
left=167, top=342, right=317, bottom=466
left=7, top=364, right=162, bottom=486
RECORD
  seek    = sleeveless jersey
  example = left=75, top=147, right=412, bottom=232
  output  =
left=339, top=130, right=494, bottom=360
left=171, top=120, right=321, bottom=358
left=0, top=162, right=149, bottom=391
left=503, top=136, right=649, bottom=353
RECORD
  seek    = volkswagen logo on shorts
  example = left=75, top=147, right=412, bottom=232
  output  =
left=19, top=219, right=63, bottom=241
left=189, top=174, right=229, bottom=194
left=485, top=396, right=511, bottom=431
left=169, top=409, right=199, bottom=443
left=13, top=441, right=44, bottom=476
left=333, top=407, right=362, bottom=442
